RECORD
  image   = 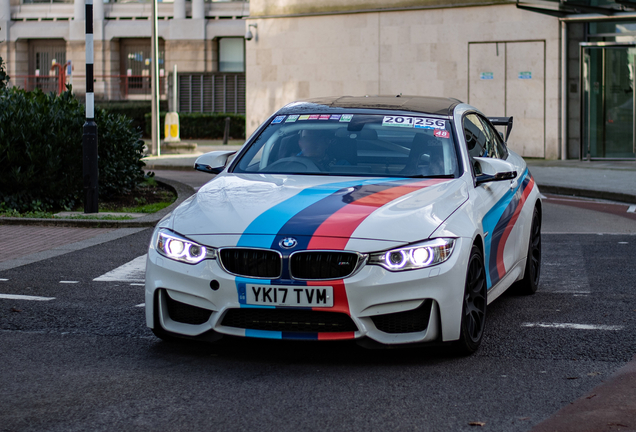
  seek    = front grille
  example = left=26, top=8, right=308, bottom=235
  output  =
left=290, top=251, right=360, bottom=280
left=219, top=248, right=281, bottom=278
left=165, top=292, right=213, bottom=325
left=371, top=300, right=433, bottom=334
left=221, top=308, right=358, bottom=333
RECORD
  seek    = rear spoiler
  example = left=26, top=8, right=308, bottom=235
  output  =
left=488, top=116, right=513, bottom=142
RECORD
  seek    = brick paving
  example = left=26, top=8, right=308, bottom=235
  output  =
left=0, top=225, right=114, bottom=263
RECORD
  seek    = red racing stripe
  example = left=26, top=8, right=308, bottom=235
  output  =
left=495, top=176, right=535, bottom=278
left=306, top=179, right=447, bottom=322
left=308, top=280, right=350, bottom=314
left=318, top=332, right=356, bottom=341
left=307, top=179, right=447, bottom=250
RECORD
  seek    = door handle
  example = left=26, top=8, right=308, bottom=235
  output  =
left=510, top=178, right=518, bottom=190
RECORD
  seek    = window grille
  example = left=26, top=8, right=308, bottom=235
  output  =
left=177, top=73, right=245, bottom=114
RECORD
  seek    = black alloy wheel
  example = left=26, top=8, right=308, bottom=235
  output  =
left=456, top=245, right=487, bottom=354
left=514, top=206, right=541, bottom=295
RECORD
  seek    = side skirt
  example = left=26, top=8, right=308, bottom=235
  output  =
left=486, top=260, right=523, bottom=305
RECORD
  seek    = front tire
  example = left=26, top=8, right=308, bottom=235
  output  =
left=514, top=206, right=541, bottom=295
left=456, top=245, right=487, bottom=355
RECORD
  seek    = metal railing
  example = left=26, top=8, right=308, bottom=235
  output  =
left=21, top=0, right=247, bottom=3
left=9, top=74, right=166, bottom=99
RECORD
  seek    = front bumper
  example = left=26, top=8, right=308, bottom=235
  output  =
left=145, top=237, right=471, bottom=345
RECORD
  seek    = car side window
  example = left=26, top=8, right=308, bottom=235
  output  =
left=478, top=116, right=508, bottom=160
left=463, top=114, right=487, bottom=159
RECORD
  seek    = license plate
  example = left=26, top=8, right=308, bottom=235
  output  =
left=245, top=284, right=333, bottom=307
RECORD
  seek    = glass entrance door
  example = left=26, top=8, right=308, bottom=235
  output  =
left=582, top=44, right=636, bottom=160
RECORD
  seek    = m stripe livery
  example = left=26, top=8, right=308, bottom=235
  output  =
left=483, top=169, right=536, bottom=288
left=232, top=177, right=448, bottom=340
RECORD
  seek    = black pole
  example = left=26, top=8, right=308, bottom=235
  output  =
left=223, top=116, right=230, bottom=145
left=83, top=0, right=98, bottom=213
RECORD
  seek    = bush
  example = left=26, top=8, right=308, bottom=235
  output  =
left=144, top=112, right=246, bottom=139
left=0, top=87, right=146, bottom=212
left=96, top=100, right=168, bottom=137
left=0, top=56, right=9, bottom=90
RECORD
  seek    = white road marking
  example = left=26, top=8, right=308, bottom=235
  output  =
left=618, top=242, right=629, bottom=245
left=0, top=294, right=55, bottom=301
left=93, top=255, right=147, bottom=283
left=59, top=281, right=79, bottom=284
left=130, top=283, right=145, bottom=286
left=549, top=290, right=591, bottom=295
left=135, top=303, right=145, bottom=308
left=0, top=278, right=8, bottom=281
left=628, top=205, right=636, bottom=213
left=522, top=322, right=623, bottom=331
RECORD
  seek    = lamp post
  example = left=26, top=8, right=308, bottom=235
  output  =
left=151, top=0, right=160, bottom=156
left=83, top=0, right=98, bottom=213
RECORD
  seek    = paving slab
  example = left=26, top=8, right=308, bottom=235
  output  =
left=0, top=227, right=146, bottom=271
left=528, top=161, right=636, bottom=204
left=531, top=355, right=636, bottom=432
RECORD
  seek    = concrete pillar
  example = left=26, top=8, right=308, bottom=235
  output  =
left=192, top=0, right=204, bottom=20
left=0, top=0, right=10, bottom=21
left=173, top=0, right=185, bottom=20
left=1, top=0, right=10, bottom=65
left=94, top=0, right=104, bottom=22
left=74, top=0, right=84, bottom=22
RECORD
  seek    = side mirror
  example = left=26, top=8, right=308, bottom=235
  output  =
left=473, top=157, right=517, bottom=186
left=194, top=151, right=237, bottom=174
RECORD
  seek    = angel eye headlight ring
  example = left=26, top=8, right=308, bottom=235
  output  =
left=155, top=229, right=216, bottom=264
left=368, top=238, right=455, bottom=272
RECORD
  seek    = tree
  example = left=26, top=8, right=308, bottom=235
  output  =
left=0, top=56, right=9, bottom=89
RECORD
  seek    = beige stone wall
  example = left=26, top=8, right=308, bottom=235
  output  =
left=67, top=40, right=86, bottom=94
left=10, top=40, right=28, bottom=77
left=249, top=0, right=512, bottom=17
left=165, top=40, right=208, bottom=73
left=245, top=4, right=561, bottom=159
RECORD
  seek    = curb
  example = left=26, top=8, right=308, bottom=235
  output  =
left=145, top=165, right=196, bottom=172
left=538, top=185, right=636, bottom=205
left=0, top=176, right=195, bottom=229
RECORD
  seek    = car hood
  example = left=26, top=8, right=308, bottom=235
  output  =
left=171, top=174, right=468, bottom=247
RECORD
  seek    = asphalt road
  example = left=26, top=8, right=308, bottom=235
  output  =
left=1, top=197, right=635, bottom=432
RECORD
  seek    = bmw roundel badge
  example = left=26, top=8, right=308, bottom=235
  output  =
left=280, top=237, right=298, bottom=249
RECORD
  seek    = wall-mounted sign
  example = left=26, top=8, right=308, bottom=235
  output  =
left=480, top=72, right=494, bottom=80
left=519, top=71, right=532, bottom=79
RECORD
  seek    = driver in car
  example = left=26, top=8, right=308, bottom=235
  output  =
left=298, top=129, right=348, bottom=170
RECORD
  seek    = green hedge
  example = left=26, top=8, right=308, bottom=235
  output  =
left=144, top=112, right=246, bottom=139
left=0, top=87, right=146, bottom=212
left=96, top=100, right=168, bottom=137
left=0, top=56, right=9, bottom=90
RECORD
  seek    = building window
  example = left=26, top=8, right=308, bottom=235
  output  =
left=218, top=38, right=245, bottom=72
left=120, top=38, right=165, bottom=98
left=28, top=40, right=66, bottom=93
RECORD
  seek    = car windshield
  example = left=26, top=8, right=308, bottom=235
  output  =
left=232, top=113, right=459, bottom=178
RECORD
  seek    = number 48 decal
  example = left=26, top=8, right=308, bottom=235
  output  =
left=382, top=116, right=446, bottom=130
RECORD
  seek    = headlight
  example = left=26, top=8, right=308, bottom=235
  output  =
left=368, top=238, right=455, bottom=271
left=155, top=229, right=216, bottom=264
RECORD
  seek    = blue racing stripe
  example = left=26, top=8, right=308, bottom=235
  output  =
left=282, top=332, right=318, bottom=340
left=268, top=180, right=424, bottom=252
left=482, top=169, right=529, bottom=288
left=237, top=178, right=403, bottom=248
left=487, top=173, right=531, bottom=286
left=236, top=277, right=270, bottom=306
left=245, top=329, right=282, bottom=339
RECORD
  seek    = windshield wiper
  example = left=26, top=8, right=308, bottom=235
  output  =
left=406, top=174, right=456, bottom=179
